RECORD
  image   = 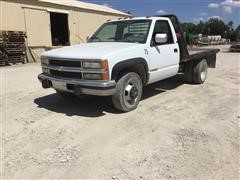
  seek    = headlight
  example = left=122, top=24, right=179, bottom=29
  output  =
left=82, top=62, right=101, bottom=69
left=82, top=60, right=108, bottom=69
left=83, top=60, right=109, bottom=80
left=41, top=57, right=49, bottom=65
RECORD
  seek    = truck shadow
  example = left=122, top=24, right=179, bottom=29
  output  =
left=142, top=74, right=185, bottom=100
left=34, top=74, right=185, bottom=117
left=34, top=94, right=118, bottom=117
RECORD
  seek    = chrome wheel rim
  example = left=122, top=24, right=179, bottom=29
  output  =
left=200, top=63, right=208, bottom=82
left=201, top=71, right=206, bottom=81
left=123, top=79, right=140, bottom=107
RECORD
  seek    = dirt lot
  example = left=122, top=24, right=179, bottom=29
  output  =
left=1, top=45, right=239, bottom=179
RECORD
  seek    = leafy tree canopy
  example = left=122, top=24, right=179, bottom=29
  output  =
left=181, top=18, right=240, bottom=41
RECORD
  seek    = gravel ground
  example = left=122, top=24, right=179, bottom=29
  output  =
left=1, top=45, right=239, bottom=179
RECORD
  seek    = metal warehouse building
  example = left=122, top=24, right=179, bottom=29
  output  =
left=0, top=0, right=130, bottom=47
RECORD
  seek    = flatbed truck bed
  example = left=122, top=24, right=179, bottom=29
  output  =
left=183, top=48, right=220, bottom=67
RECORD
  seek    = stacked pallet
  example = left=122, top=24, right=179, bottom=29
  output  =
left=0, top=33, right=5, bottom=66
left=0, top=31, right=27, bottom=66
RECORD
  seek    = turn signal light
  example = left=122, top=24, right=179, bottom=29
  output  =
left=100, top=60, right=109, bottom=70
left=101, top=72, right=109, bottom=80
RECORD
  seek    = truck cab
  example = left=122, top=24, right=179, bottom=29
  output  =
left=38, top=15, right=219, bottom=112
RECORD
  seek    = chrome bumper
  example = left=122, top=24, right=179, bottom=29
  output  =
left=38, top=73, right=116, bottom=96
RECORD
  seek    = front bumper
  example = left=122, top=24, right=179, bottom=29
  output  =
left=38, top=73, right=116, bottom=96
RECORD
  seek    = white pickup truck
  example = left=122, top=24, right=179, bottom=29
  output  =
left=38, top=15, right=219, bottom=112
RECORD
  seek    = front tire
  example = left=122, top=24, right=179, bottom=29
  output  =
left=112, top=72, right=143, bottom=112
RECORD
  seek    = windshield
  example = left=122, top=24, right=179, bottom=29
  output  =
left=88, top=20, right=152, bottom=44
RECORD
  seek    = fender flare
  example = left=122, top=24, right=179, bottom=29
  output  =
left=111, top=58, right=149, bottom=84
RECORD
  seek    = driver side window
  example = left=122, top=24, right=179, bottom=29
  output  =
left=151, top=20, right=174, bottom=46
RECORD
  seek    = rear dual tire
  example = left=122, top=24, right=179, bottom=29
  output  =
left=184, top=59, right=208, bottom=84
left=193, top=59, right=208, bottom=84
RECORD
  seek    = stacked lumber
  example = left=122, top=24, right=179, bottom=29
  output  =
left=0, top=31, right=27, bottom=66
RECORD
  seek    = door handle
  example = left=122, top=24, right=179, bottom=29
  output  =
left=174, top=48, right=178, bottom=53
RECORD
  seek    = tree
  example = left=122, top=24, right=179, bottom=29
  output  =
left=234, top=25, right=240, bottom=41
left=181, top=19, right=239, bottom=41
left=206, top=18, right=229, bottom=36
left=227, top=21, right=234, bottom=31
left=232, top=25, right=240, bottom=41
left=182, top=23, right=197, bottom=33
left=195, top=21, right=207, bottom=34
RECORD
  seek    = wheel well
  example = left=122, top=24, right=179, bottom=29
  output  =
left=115, top=63, right=148, bottom=85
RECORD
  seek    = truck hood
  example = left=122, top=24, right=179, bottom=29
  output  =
left=42, top=42, right=143, bottom=59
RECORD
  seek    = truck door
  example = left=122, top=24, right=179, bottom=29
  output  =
left=147, top=20, right=180, bottom=84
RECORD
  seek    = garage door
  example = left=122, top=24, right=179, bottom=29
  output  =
left=24, top=8, right=51, bottom=47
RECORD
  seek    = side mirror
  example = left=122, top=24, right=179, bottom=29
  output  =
left=155, top=33, right=168, bottom=44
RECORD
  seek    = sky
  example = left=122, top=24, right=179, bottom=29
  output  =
left=83, top=0, right=240, bottom=26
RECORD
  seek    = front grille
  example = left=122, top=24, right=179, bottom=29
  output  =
left=49, top=59, right=82, bottom=67
left=50, top=69, right=82, bottom=79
